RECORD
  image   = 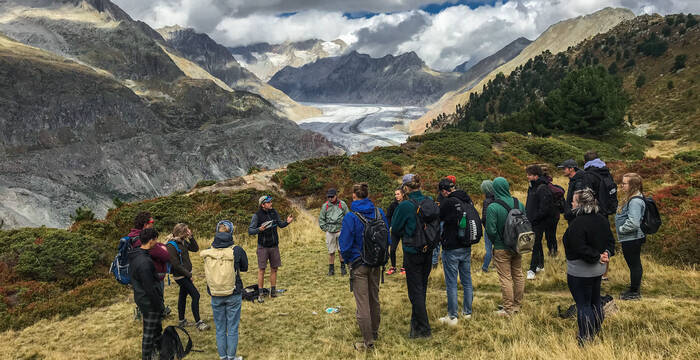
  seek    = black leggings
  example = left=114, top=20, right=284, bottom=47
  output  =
left=621, top=239, right=644, bottom=292
left=390, top=236, right=402, bottom=268
left=175, top=277, right=200, bottom=322
left=545, top=220, right=558, bottom=255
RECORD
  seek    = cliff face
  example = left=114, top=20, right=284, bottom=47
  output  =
left=0, top=1, right=339, bottom=228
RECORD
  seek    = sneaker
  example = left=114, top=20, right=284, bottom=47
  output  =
left=386, top=267, right=397, bottom=275
left=496, top=304, right=504, bottom=310
left=495, top=309, right=509, bottom=317
left=438, top=316, right=458, bottom=326
left=620, top=291, right=642, bottom=300
left=134, top=307, right=141, bottom=321
left=535, top=266, right=544, bottom=273
left=195, top=320, right=210, bottom=331
left=601, top=276, right=609, bottom=281
left=400, top=268, right=406, bottom=275
left=257, top=295, right=264, bottom=303
left=527, top=270, right=536, bottom=280
left=233, top=357, right=243, bottom=360
left=461, top=314, right=472, bottom=320
left=353, top=342, right=374, bottom=351
left=341, top=264, right=347, bottom=276
left=178, top=319, right=193, bottom=327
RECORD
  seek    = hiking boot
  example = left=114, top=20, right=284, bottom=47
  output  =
left=386, top=267, right=397, bottom=275
left=195, top=320, right=210, bottom=331
left=353, top=342, right=374, bottom=351
left=328, top=264, right=335, bottom=276
left=527, top=270, right=536, bottom=280
left=400, top=268, right=406, bottom=275
left=340, top=263, right=347, bottom=276
left=438, top=316, right=458, bottom=326
left=496, top=304, right=504, bottom=310
left=257, top=295, right=265, bottom=303
left=270, top=286, right=277, bottom=298
left=620, top=290, right=642, bottom=300
left=134, top=307, right=142, bottom=321
left=178, top=319, right=193, bottom=327
left=536, top=266, right=544, bottom=273
left=495, top=309, right=510, bottom=317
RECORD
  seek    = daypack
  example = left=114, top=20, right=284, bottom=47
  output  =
left=166, top=240, right=183, bottom=285
left=404, top=198, right=441, bottom=252
left=454, top=198, right=483, bottom=246
left=585, top=169, right=618, bottom=216
left=632, top=195, right=662, bottom=234
left=157, top=325, right=196, bottom=359
left=547, top=182, right=566, bottom=213
left=494, top=197, right=535, bottom=254
left=242, top=284, right=259, bottom=302
left=110, top=235, right=134, bottom=285
left=200, top=246, right=237, bottom=296
left=352, top=208, right=389, bottom=267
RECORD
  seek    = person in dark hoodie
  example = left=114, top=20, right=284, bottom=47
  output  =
left=201, top=220, right=248, bottom=360
left=391, top=173, right=433, bottom=338
left=480, top=180, right=495, bottom=272
left=559, top=159, right=589, bottom=223
left=437, top=179, right=474, bottom=326
left=486, top=177, right=527, bottom=316
left=525, top=164, right=558, bottom=280
left=166, top=223, right=209, bottom=331
left=128, top=228, right=164, bottom=360
left=248, top=195, right=294, bottom=303
left=339, top=183, right=391, bottom=351
left=541, top=166, right=561, bottom=257
left=563, top=188, right=614, bottom=345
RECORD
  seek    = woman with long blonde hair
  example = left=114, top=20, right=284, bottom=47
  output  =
left=614, top=173, right=645, bottom=300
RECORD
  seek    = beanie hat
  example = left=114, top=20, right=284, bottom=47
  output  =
left=258, top=195, right=272, bottom=206
left=216, top=220, right=234, bottom=235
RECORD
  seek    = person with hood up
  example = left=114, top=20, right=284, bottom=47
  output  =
left=486, top=177, right=527, bottom=316
left=437, top=179, right=475, bottom=326
left=128, top=228, right=164, bottom=360
left=480, top=180, right=495, bottom=272
left=559, top=159, right=589, bottom=223
left=201, top=220, right=248, bottom=360
left=339, top=183, right=391, bottom=351
left=525, top=164, right=558, bottom=280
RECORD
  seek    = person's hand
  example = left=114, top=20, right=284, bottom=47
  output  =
left=287, top=215, right=294, bottom=223
left=187, top=228, right=192, bottom=237
left=600, top=252, right=609, bottom=264
left=258, top=225, right=267, bottom=232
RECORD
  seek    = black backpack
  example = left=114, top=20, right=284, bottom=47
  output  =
left=454, top=198, right=483, bottom=245
left=242, top=284, right=259, bottom=302
left=158, top=325, right=198, bottom=359
left=632, top=195, right=662, bottom=234
left=404, top=198, right=441, bottom=252
left=586, top=169, right=618, bottom=216
left=352, top=208, right=389, bottom=267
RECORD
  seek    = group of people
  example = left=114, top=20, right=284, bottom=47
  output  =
left=126, top=150, right=649, bottom=358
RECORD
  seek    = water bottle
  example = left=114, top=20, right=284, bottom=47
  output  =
left=458, top=212, right=467, bottom=239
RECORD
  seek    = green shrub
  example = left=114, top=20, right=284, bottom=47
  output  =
left=70, top=207, right=95, bottom=222
left=348, top=161, right=392, bottom=196
left=195, top=180, right=217, bottom=188
left=523, top=138, right=582, bottom=166
left=635, top=74, right=646, bottom=88
left=417, top=130, right=492, bottom=161
left=637, top=33, right=668, bottom=57
left=674, top=150, right=700, bottom=163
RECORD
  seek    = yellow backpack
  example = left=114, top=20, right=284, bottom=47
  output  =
left=200, top=246, right=236, bottom=296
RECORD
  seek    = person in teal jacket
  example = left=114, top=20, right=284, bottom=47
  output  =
left=486, top=177, right=527, bottom=316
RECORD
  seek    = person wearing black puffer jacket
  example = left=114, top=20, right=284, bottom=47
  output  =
left=563, top=188, right=615, bottom=346
left=525, top=165, right=558, bottom=280
left=559, top=159, right=590, bottom=223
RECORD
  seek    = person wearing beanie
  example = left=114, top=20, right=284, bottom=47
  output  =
left=248, top=195, right=294, bottom=303
left=480, top=180, right=495, bottom=272
left=319, top=188, right=349, bottom=276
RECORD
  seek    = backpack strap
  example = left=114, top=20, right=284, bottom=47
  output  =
left=512, top=197, right=519, bottom=209
left=494, top=199, right=512, bottom=211
left=167, top=240, right=183, bottom=264
left=352, top=211, right=368, bottom=225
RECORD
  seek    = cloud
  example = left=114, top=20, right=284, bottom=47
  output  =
left=113, top=0, right=700, bottom=71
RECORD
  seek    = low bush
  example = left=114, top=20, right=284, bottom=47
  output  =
left=194, top=180, right=217, bottom=188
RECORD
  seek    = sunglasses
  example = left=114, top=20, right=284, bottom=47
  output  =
left=263, top=195, right=272, bottom=203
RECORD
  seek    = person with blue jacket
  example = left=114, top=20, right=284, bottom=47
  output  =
left=615, top=173, right=646, bottom=300
left=339, top=183, right=391, bottom=351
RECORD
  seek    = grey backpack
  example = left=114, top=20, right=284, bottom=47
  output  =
left=494, top=197, right=534, bottom=254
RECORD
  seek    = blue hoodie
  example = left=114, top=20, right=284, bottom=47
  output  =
left=339, top=198, right=391, bottom=265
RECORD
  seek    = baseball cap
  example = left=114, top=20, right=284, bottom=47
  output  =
left=326, top=188, right=337, bottom=197
left=557, top=159, right=578, bottom=169
left=258, top=195, right=272, bottom=206
left=446, top=175, right=457, bottom=184
left=438, top=178, right=455, bottom=191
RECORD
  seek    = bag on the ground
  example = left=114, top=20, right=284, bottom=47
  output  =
left=110, top=235, right=135, bottom=285
left=242, top=284, right=259, bottom=302
left=157, top=325, right=194, bottom=359
left=547, top=182, right=566, bottom=213
left=352, top=208, right=389, bottom=267
left=494, top=197, right=535, bottom=254
left=602, top=294, right=619, bottom=317
left=200, top=247, right=236, bottom=296
left=454, top=198, right=483, bottom=245
left=404, top=198, right=441, bottom=252
left=586, top=170, right=619, bottom=216
left=632, top=195, right=662, bottom=234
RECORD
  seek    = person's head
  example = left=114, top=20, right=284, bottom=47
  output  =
left=326, top=188, right=338, bottom=203
left=584, top=151, right=599, bottom=163
left=134, top=211, right=153, bottom=230
left=172, top=223, right=190, bottom=239
left=526, top=164, right=543, bottom=181
left=394, top=186, right=405, bottom=201
left=492, top=177, right=511, bottom=197
left=352, top=183, right=369, bottom=201
left=621, top=173, right=643, bottom=195
left=558, top=159, right=578, bottom=178
left=216, top=220, right=234, bottom=234
left=540, top=165, right=551, bottom=179
left=480, top=180, right=494, bottom=196
left=259, top=195, right=273, bottom=210
left=572, top=188, right=599, bottom=215
left=438, top=178, right=455, bottom=198
left=139, top=228, right=159, bottom=249
left=402, top=173, right=421, bottom=193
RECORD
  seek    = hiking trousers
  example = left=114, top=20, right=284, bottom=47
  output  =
left=141, top=311, right=162, bottom=360
left=494, top=250, right=524, bottom=314
left=567, top=274, right=603, bottom=344
left=351, top=265, right=381, bottom=346
left=389, top=236, right=403, bottom=268
left=405, top=251, right=432, bottom=337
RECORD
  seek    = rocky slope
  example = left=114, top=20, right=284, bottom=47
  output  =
left=0, top=1, right=338, bottom=228
left=410, top=7, right=636, bottom=133
left=452, top=37, right=531, bottom=91
left=269, top=50, right=461, bottom=106
left=229, top=39, right=348, bottom=82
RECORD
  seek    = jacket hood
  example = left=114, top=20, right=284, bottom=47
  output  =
left=128, top=228, right=141, bottom=238
left=530, top=177, right=548, bottom=188
left=480, top=180, right=495, bottom=196
left=216, top=220, right=234, bottom=235
left=448, top=189, right=470, bottom=202
left=571, top=170, right=586, bottom=182
left=128, top=247, right=147, bottom=261
left=350, top=198, right=376, bottom=217
left=584, top=158, right=606, bottom=170
left=212, top=232, right=234, bottom=248
left=492, top=177, right=512, bottom=201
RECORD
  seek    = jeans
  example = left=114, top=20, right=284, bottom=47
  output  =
left=211, top=294, right=242, bottom=359
left=529, top=227, right=545, bottom=272
left=567, top=274, right=603, bottom=343
left=442, top=248, right=473, bottom=318
left=432, top=243, right=441, bottom=265
left=482, top=233, right=493, bottom=271
left=175, top=277, right=201, bottom=322
left=622, top=238, right=644, bottom=292
left=405, top=251, right=432, bottom=337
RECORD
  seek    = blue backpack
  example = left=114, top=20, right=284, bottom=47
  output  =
left=166, top=240, right=183, bottom=285
left=110, top=236, right=135, bottom=285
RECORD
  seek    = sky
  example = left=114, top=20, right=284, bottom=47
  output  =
left=113, top=0, right=700, bottom=71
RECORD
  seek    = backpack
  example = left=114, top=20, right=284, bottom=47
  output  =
left=166, top=240, right=183, bottom=285
left=547, top=182, right=566, bottom=213
left=352, top=208, right=389, bottom=267
left=325, top=201, right=343, bottom=211
left=454, top=198, right=483, bottom=246
left=157, top=325, right=196, bottom=359
left=404, top=198, right=441, bottom=252
left=110, top=235, right=134, bottom=285
left=632, top=195, right=662, bottom=234
left=586, top=169, right=618, bottom=216
left=200, top=246, right=237, bottom=296
left=494, top=197, right=535, bottom=254
left=242, top=284, right=259, bottom=302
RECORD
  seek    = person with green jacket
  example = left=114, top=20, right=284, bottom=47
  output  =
left=486, top=177, right=527, bottom=316
left=319, top=188, right=349, bottom=276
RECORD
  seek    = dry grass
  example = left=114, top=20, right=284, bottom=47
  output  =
left=1, top=204, right=698, bottom=360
